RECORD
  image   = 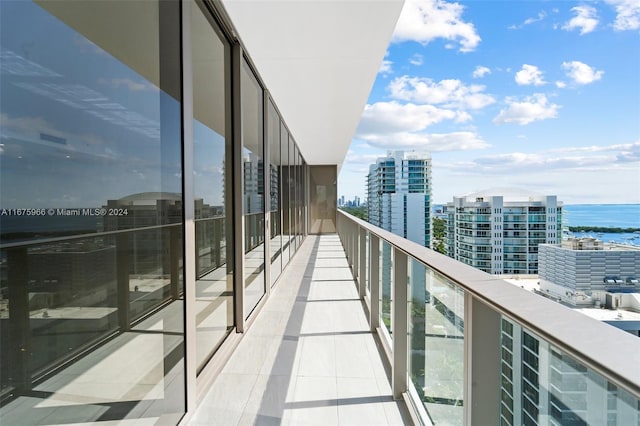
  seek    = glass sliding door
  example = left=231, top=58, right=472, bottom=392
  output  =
left=0, top=0, right=185, bottom=423
left=190, top=1, right=234, bottom=371
left=240, top=60, right=265, bottom=318
left=309, top=165, right=337, bottom=233
left=267, top=101, right=282, bottom=286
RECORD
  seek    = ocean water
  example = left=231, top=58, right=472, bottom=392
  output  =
left=562, top=204, right=640, bottom=228
left=562, top=204, right=640, bottom=245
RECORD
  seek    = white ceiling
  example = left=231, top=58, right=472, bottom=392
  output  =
left=221, top=0, right=404, bottom=170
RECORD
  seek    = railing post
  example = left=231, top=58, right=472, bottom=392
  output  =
left=359, top=228, right=366, bottom=299
left=346, top=221, right=352, bottom=265
left=369, top=234, right=380, bottom=331
left=116, top=233, right=131, bottom=331
left=468, top=295, right=502, bottom=425
left=353, top=225, right=359, bottom=282
left=392, top=247, right=408, bottom=400
left=6, top=247, right=31, bottom=393
left=170, top=226, right=180, bottom=300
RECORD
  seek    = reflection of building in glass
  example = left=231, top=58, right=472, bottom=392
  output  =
left=103, top=192, right=183, bottom=275
left=269, top=162, right=279, bottom=212
left=366, top=151, right=432, bottom=247
left=539, top=238, right=640, bottom=307
left=446, top=190, right=562, bottom=274
left=500, top=318, right=639, bottom=426
left=243, top=152, right=264, bottom=214
left=29, top=241, right=116, bottom=309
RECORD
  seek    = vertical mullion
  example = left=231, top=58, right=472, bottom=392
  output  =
left=263, top=91, right=271, bottom=297
left=180, top=0, right=197, bottom=413
left=232, top=43, right=245, bottom=332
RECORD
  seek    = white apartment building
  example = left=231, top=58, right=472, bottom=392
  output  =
left=446, top=189, right=562, bottom=274
left=366, top=151, right=432, bottom=246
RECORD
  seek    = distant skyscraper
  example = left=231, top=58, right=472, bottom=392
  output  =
left=445, top=189, right=562, bottom=274
left=366, top=151, right=432, bottom=246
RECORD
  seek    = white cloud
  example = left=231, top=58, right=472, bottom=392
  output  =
left=472, top=66, right=491, bottom=79
left=379, top=60, right=393, bottom=75
left=392, top=0, right=481, bottom=52
left=508, top=11, right=547, bottom=29
left=562, top=5, right=599, bottom=35
left=357, top=101, right=458, bottom=135
left=358, top=131, right=489, bottom=152
left=561, top=61, right=604, bottom=85
left=605, top=0, right=640, bottom=30
left=515, top=64, right=546, bottom=86
left=388, top=76, right=496, bottom=110
left=446, top=141, right=640, bottom=174
left=493, top=94, right=560, bottom=125
left=98, top=78, right=155, bottom=92
left=555, top=81, right=567, bottom=88
left=344, top=150, right=384, bottom=166
left=409, top=54, right=424, bottom=66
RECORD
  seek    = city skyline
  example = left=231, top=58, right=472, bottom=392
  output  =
left=338, top=0, right=640, bottom=205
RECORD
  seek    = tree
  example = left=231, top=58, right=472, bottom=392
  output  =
left=432, top=217, right=447, bottom=255
left=341, top=206, right=367, bottom=220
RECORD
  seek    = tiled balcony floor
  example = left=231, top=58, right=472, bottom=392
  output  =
left=189, top=234, right=411, bottom=425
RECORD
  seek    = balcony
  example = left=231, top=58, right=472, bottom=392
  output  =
left=2, top=210, right=639, bottom=425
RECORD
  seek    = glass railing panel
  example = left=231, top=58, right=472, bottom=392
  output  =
left=500, top=316, right=640, bottom=426
left=408, top=256, right=465, bottom=425
left=381, top=240, right=393, bottom=335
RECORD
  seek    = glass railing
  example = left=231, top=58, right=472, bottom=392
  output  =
left=337, top=210, right=640, bottom=426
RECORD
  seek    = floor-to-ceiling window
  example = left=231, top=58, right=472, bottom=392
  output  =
left=241, top=60, right=266, bottom=317
left=268, top=101, right=283, bottom=286
left=190, top=1, right=234, bottom=371
left=0, top=1, right=309, bottom=423
left=0, top=1, right=185, bottom=423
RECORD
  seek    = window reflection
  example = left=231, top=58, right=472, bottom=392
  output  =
left=0, top=0, right=184, bottom=423
left=241, top=60, right=265, bottom=318
left=190, top=1, right=234, bottom=371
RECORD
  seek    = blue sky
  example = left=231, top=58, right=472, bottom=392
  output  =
left=338, top=0, right=640, bottom=205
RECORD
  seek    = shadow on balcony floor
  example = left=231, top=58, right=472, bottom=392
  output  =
left=189, top=234, right=411, bottom=425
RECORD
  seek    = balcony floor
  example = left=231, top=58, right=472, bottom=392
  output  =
left=189, top=234, right=410, bottom=425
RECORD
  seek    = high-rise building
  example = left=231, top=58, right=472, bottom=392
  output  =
left=366, top=151, right=432, bottom=246
left=445, top=189, right=562, bottom=274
